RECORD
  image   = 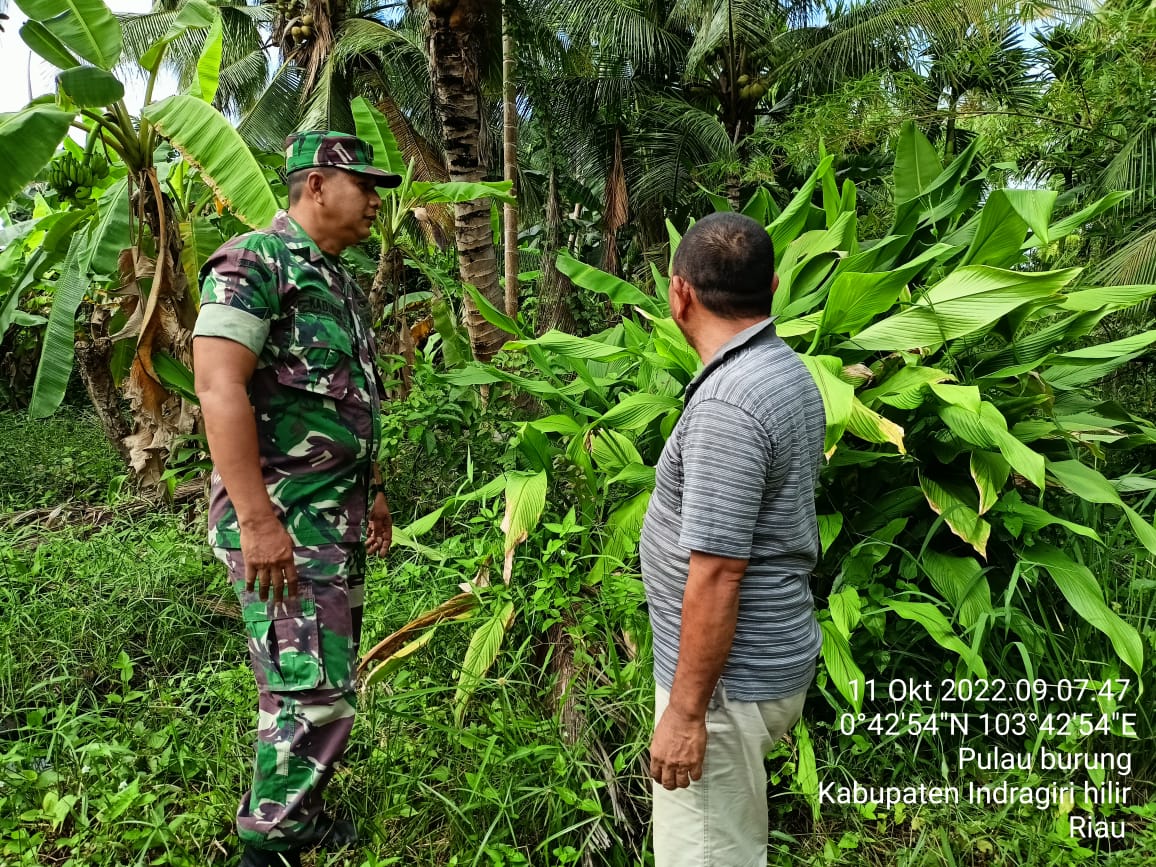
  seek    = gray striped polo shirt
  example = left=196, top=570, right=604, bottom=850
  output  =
left=639, top=318, right=825, bottom=701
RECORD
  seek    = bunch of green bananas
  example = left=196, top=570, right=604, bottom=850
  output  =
left=47, top=153, right=110, bottom=201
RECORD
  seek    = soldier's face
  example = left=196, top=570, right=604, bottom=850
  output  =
left=324, top=170, right=382, bottom=247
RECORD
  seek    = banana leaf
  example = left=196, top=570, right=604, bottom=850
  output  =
left=15, top=0, right=122, bottom=69
left=143, top=95, right=277, bottom=229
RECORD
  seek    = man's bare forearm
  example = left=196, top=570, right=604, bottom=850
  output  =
left=666, top=552, right=747, bottom=720
left=199, top=385, right=277, bottom=529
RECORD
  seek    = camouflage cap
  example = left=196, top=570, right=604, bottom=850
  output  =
left=284, top=131, right=401, bottom=188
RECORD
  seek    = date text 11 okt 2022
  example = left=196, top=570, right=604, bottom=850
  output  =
left=849, top=678, right=1132, bottom=705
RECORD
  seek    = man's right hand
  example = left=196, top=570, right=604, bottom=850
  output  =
left=240, top=515, right=299, bottom=603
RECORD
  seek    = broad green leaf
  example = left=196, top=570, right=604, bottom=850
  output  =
left=152, top=351, right=196, bottom=403
left=922, top=551, right=992, bottom=631
left=192, top=13, right=224, bottom=103
left=144, top=95, right=277, bottom=229
left=11, top=311, right=47, bottom=327
left=397, top=505, right=448, bottom=539
left=351, top=96, right=406, bottom=175
left=526, top=414, right=583, bottom=436
left=939, top=403, right=1045, bottom=490
left=818, top=513, right=843, bottom=555
left=794, top=718, right=820, bottom=822
left=1053, top=330, right=1156, bottom=362
left=501, top=470, right=547, bottom=553
left=1023, top=544, right=1143, bottom=677
left=846, top=267, right=1076, bottom=351
left=0, top=105, right=73, bottom=208
left=969, top=451, right=1009, bottom=515
left=992, top=492, right=1101, bottom=543
left=769, top=155, right=833, bottom=253
left=962, top=190, right=1030, bottom=268
left=893, top=121, right=941, bottom=204
left=819, top=620, right=865, bottom=713
left=463, top=284, right=524, bottom=339
left=606, top=462, right=656, bottom=489
left=844, top=398, right=904, bottom=453
left=556, top=250, right=665, bottom=317
left=920, top=475, right=990, bottom=558
left=597, top=393, right=681, bottom=432
left=588, top=490, right=651, bottom=585
left=506, top=330, right=632, bottom=361
left=589, top=429, right=643, bottom=473
left=1002, top=189, right=1057, bottom=244
left=411, top=180, right=515, bottom=205
left=82, top=177, right=129, bottom=276
left=56, top=66, right=123, bottom=107
left=885, top=600, right=986, bottom=677
left=29, top=235, right=87, bottom=418
left=741, top=187, right=773, bottom=223
left=20, top=21, right=81, bottom=70
left=1060, top=284, right=1156, bottom=313
left=818, top=271, right=905, bottom=336
left=15, top=0, right=122, bottom=69
left=453, top=600, right=515, bottom=726
left=179, top=214, right=226, bottom=293
left=827, top=587, right=860, bottom=638
left=929, top=383, right=981, bottom=413
left=1047, top=459, right=1122, bottom=505
left=859, top=365, right=954, bottom=410
left=1044, top=191, right=1131, bottom=243
left=800, top=355, right=853, bottom=454
left=696, top=182, right=731, bottom=213
left=1045, top=357, right=1150, bottom=390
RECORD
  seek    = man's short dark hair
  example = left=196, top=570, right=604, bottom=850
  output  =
left=287, top=166, right=340, bottom=205
left=671, top=211, right=776, bottom=319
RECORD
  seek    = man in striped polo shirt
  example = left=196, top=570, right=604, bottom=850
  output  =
left=640, top=211, right=826, bottom=866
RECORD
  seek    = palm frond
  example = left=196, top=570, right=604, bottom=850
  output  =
left=1089, top=223, right=1156, bottom=288
left=236, top=62, right=305, bottom=151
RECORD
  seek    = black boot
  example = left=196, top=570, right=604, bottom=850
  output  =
left=300, top=812, right=358, bottom=850
left=239, top=845, right=302, bottom=867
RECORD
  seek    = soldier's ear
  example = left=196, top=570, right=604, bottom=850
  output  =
left=306, top=170, right=327, bottom=202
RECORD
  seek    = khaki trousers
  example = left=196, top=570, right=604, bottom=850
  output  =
left=652, top=682, right=807, bottom=867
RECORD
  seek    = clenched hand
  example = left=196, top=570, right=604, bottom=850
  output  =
left=649, top=705, right=707, bottom=790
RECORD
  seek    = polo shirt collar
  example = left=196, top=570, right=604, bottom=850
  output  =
left=684, top=317, right=777, bottom=402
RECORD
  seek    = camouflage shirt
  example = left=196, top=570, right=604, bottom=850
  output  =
left=194, top=210, right=383, bottom=548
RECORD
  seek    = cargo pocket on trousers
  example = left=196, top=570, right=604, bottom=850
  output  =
left=240, top=584, right=324, bottom=692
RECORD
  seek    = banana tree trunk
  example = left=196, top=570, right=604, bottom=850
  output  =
left=121, top=171, right=198, bottom=490
left=427, top=0, right=510, bottom=362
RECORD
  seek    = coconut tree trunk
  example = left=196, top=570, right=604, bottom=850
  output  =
left=502, top=2, right=519, bottom=318
left=427, top=0, right=510, bottom=362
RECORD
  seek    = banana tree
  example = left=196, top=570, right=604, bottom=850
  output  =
left=2, top=0, right=276, bottom=486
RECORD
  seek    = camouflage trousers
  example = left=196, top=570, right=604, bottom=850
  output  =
left=215, top=544, right=366, bottom=851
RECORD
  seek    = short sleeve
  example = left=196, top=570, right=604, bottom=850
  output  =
left=677, top=399, right=774, bottom=560
left=193, top=238, right=280, bottom=356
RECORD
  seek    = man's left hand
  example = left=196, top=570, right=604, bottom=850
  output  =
left=649, top=705, right=707, bottom=790
left=367, top=493, right=392, bottom=556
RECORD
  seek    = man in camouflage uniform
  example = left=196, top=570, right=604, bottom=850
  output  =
left=193, top=131, right=401, bottom=867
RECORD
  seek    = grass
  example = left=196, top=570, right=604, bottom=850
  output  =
left=1, top=408, right=1154, bottom=866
